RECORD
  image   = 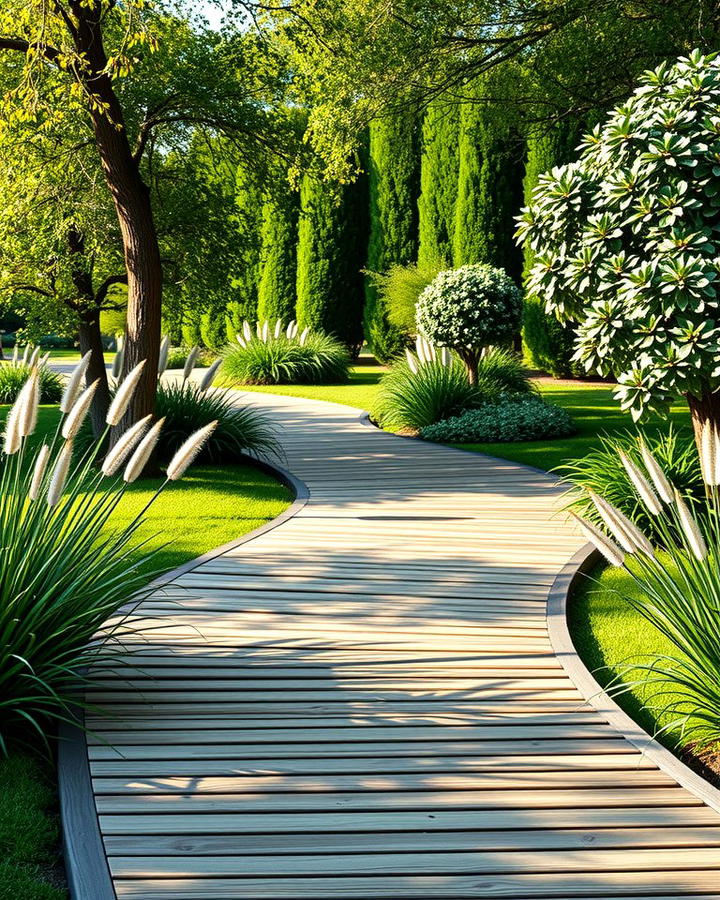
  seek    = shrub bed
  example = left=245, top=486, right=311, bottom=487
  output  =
left=420, top=395, right=576, bottom=444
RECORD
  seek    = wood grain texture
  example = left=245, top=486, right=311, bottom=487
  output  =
left=80, top=391, right=720, bottom=898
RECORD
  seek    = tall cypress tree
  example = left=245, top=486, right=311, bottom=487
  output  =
left=231, top=162, right=262, bottom=324
left=417, top=100, right=459, bottom=268
left=364, top=108, right=420, bottom=361
left=296, top=170, right=368, bottom=351
left=521, top=124, right=583, bottom=375
left=257, top=188, right=299, bottom=324
left=452, top=81, right=524, bottom=279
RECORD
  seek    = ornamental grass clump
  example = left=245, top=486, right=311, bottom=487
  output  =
left=0, top=357, right=216, bottom=750
left=572, top=423, right=720, bottom=752
left=560, top=427, right=703, bottom=544
left=0, top=350, right=62, bottom=404
left=154, top=350, right=279, bottom=465
left=221, top=319, right=350, bottom=385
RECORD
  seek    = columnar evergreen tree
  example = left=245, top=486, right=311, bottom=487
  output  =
left=296, top=172, right=368, bottom=352
left=452, top=83, right=524, bottom=279
left=257, top=188, right=299, bottom=324
left=417, top=100, right=459, bottom=267
left=364, top=108, right=420, bottom=361
left=520, top=123, right=584, bottom=376
left=232, top=163, right=263, bottom=323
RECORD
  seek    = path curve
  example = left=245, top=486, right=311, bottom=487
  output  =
left=69, top=391, right=720, bottom=899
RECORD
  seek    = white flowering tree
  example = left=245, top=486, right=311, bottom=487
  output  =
left=415, top=264, right=522, bottom=384
left=517, top=49, right=720, bottom=443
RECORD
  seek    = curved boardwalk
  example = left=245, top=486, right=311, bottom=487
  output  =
left=85, top=392, right=720, bottom=899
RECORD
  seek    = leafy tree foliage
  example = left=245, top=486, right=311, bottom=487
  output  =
left=518, top=50, right=720, bottom=438
left=257, top=187, right=300, bottom=324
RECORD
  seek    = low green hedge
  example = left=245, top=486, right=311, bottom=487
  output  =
left=420, top=395, right=576, bottom=443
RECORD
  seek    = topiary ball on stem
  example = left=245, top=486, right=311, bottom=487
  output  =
left=416, top=264, right=522, bottom=385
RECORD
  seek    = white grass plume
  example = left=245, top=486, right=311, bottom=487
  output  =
left=157, top=336, right=170, bottom=376
left=404, top=348, right=418, bottom=375
left=28, top=346, right=40, bottom=368
left=106, top=361, right=146, bottom=426
left=21, top=345, right=30, bottom=365
left=29, top=444, right=51, bottom=501
left=243, top=320, right=253, bottom=342
left=571, top=512, right=625, bottom=567
left=166, top=421, right=218, bottom=481
left=124, top=418, right=165, bottom=483
left=112, top=339, right=125, bottom=379
left=274, top=319, right=283, bottom=338
left=47, top=440, right=74, bottom=507
left=286, top=320, right=297, bottom=339
left=16, top=368, right=40, bottom=437
left=3, top=403, right=20, bottom=455
left=60, top=351, right=92, bottom=414
left=299, top=327, right=309, bottom=346
left=588, top=490, right=653, bottom=555
left=183, top=347, right=199, bottom=382
left=674, top=488, right=708, bottom=561
left=102, top=415, right=152, bottom=476
left=639, top=441, right=674, bottom=501
left=619, top=451, right=662, bottom=515
left=199, top=359, right=222, bottom=392
left=62, top=380, right=99, bottom=440
left=236, top=333, right=247, bottom=348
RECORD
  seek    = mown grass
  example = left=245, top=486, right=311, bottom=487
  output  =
left=0, top=404, right=292, bottom=899
left=569, top=560, right=704, bottom=751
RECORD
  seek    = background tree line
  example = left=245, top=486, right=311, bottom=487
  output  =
left=1, top=0, right=718, bottom=432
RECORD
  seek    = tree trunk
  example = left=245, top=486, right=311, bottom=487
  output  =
left=686, top=391, right=720, bottom=451
left=71, top=3, right=161, bottom=434
left=78, top=307, right=112, bottom=438
left=456, top=348, right=479, bottom=386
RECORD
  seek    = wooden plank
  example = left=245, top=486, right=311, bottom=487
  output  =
left=94, top=787, right=701, bottom=814
left=87, top=737, right=637, bottom=762
left=98, top=805, right=720, bottom=836
left=108, top=846, right=720, bottom=877
left=89, top=752, right=657, bottom=777
left=102, top=825, right=720, bottom=855
left=111, top=873, right=720, bottom=899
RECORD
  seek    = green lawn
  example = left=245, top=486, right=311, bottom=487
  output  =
left=570, top=560, right=704, bottom=752
left=0, top=405, right=291, bottom=899
left=237, top=361, right=385, bottom=412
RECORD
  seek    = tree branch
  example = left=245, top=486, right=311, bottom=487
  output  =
left=95, top=273, right=128, bottom=306
left=0, top=36, right=60, bottom=63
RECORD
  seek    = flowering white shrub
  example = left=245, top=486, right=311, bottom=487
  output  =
left=518, top=50, right=720, bottom=427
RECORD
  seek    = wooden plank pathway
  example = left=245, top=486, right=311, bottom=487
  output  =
left=85, top=392, right=720, bottom=899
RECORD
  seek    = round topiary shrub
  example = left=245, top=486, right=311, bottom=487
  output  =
left=416, top=264, right=523, bottom=384
left=420, top=396, right=576, bottom=444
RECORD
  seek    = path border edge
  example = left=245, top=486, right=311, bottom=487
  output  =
left=547, top=541, right=720, bottom=814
